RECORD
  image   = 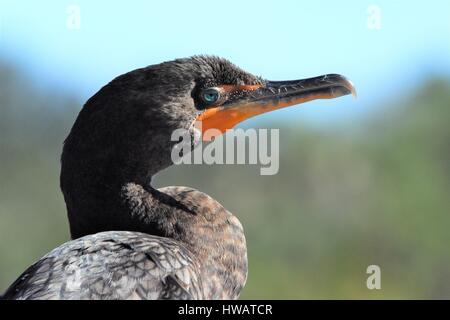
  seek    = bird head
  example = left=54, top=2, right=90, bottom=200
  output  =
left=188, top=56, right=356, bottom=141
left=62, top=55, right=355, bottom=185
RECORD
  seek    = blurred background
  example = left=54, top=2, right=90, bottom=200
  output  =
left=0, top=0, right=449, bottom=298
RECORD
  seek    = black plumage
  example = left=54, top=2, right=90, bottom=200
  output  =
left=4, top=57, right=255, bottom=300
left=2, top=56, right=355, bottom=300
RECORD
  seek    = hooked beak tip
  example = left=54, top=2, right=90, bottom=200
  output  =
left=345, top=79, right=357, bottom=99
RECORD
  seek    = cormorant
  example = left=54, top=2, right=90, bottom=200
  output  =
left=2, top=56, right=355, bottom=300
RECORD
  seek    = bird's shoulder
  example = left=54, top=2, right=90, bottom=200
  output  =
left=158, top=186, right=242, bottom=226
left=3, top=231, right=204, bottom=300
left=123, top=183, right=243, bottom=229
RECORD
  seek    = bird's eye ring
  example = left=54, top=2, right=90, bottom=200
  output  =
left=201, top=88, right=220, bottom=104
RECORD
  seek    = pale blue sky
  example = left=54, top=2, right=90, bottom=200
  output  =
left=1, top=0, right=449, bottom=124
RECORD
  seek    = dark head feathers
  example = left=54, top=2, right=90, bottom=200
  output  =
left=158, top=55, right=265, bottom=87
left=189, top=55, right=264, bottom=85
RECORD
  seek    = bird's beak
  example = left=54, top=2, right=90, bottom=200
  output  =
left=196, top=74, right=356, bottom=141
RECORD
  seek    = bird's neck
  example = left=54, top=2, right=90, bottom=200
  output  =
left=61, top=141, right=247, bottom=299
left=60, top=136, right=170, bottom=237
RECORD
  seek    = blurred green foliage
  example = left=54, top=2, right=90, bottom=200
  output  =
left=0, top=62, right=449, bottom=299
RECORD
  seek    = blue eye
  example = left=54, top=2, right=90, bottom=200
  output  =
left=202, top=88, right=220, bottom=104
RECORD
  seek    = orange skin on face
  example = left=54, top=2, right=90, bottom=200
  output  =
left=196, top=84, right=339, bottom=141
